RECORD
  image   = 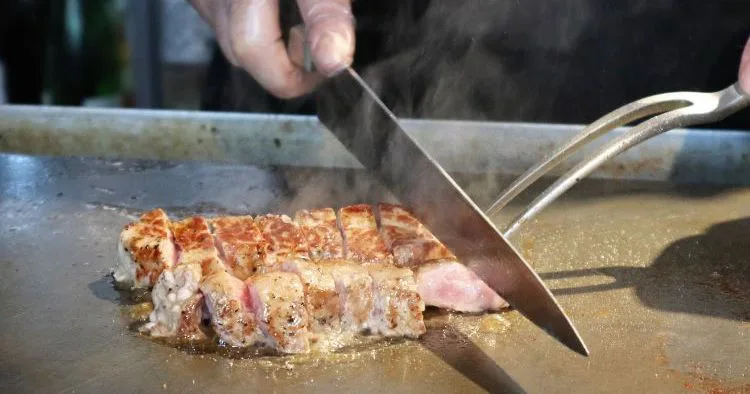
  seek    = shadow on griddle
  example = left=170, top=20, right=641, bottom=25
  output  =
left=88, top=275, right=152, bottom=306
left=420, top=323, right=526, bottom=394
left=541, top=218, right=750, bottom=322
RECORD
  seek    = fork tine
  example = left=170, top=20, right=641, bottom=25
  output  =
left=504, top=83, right=750, bottom=237
left=501, top=83, right=750, bottom=238
left=501, top=108, right=692, bottom=237
left=485, top=93, right=692, bottom=217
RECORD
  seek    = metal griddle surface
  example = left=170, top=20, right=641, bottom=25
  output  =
left=1, top=154, right=748, bottom=393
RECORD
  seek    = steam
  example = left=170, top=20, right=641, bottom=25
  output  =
left=281, top=1, right=540, bottom=213
left=277, top=167, right=399, bottom=216
left=206, top=1, right=604, bottom=213
left=344, top=1, right=600, bottom=210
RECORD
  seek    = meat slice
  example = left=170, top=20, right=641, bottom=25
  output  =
left=377, top=204, right=507, bottom=313
left=338, top=204, right=391, bottom=264
left=171, top=216, right=226, bottom=275
left=415, top=261, right=509, bottom=312
left=377, top=203, right=423, bottom=245
left=246, top=272, right=311, bottom=354
left=254, top=214, right=309, bottom=272
left=317, top=260, right=373, bottom=334
left=115, top=209, right=176, bottom=289
left=144, top=263, right=206, bottom=339
left=377, top=203, right=456, bottom=268
left=211, top=216, right=267, bottom=280
left=176, top=293, right=208, bottom=341
left=146, top=216, right=227, bottom=339
left=280, top=259, right=341, bottom=343
left=389, top=239, right=457, bottom=268
left=294, top=208, right=344, bottom=260
left=200, top=270, right=263, bottom=347
left=366, top=265, right=426, bottom=337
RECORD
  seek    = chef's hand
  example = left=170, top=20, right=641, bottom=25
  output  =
left=190, top=0, right=355, bottom=98
left=740, top=37, right=750, bottom=94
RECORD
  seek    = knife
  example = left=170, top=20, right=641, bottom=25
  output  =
left=305, top=48, right=588, bottom=355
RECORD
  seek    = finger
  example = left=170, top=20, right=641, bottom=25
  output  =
left=739, top=37, right=750, bottom=94
left=189, top=0, right=239, bottom=66
left=226, top=0, right=322, bottom=98
left=297, top=0, right=355, bottom=75
left=214, top=5, right=240, bottom=66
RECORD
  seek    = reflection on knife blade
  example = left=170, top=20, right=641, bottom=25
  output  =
left=316, top=67, right=589, bottom=356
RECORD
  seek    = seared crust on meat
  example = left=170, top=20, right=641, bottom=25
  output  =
left=377, top=203, right=456, bottom=267
left=172, top=216, right=226, bottom=275
left=339, top=204, right=391, bottom=264
left=377, top=203, right=422, bottom=243
left=254, top=214, right=310, bottom=271
left=115, top=208, right=176, bottom=288
left=389, top=239, right=457, bottom=268
left=294, top=208, right=344, bottom=260
left=247, top=272, right=311, bottom=354
left=366, top=265, right=426, bottom=337
left=211, top=216, right=267, bottom=280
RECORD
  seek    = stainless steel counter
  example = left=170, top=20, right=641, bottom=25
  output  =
left=2, top=105, right=750, bottom=186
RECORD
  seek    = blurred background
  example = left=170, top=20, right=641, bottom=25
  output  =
left=0, top=0, right=748, bottom=129
left=0, top=0, right=213, bottom=109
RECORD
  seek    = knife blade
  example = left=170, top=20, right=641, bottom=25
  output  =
left=316, top=67, right=589, bottom=356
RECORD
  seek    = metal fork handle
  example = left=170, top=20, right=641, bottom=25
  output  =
left=496, top=82, right=750, bottom=237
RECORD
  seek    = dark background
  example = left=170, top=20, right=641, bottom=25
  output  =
left=2, top=0, right=749, bottom=129
left=203, top=0, right=750, bottom=130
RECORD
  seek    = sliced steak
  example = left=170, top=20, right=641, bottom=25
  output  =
left=294, top=208, right=345, bottom=260
left=317, top=259, right=374, bottom=334
left=200, top=270, right=263, bottom=347
left=280, top=258, right=341, bottom=346
left=338, top=204, right=391, bottom=264
left=171, top=216, right=226, bottom=274
left=366, top=264, right=426, bottom=338
left=377, top=203, right=456, bottom=268
left=254, top=214, right=309, bottom=272
left=144, top=263, right=205, bottom=339
left=115, top=208, right=176, bottom=289
left=246, top=272, right=311, bottom=354
left=378, top=204, right=507, bottom=313
left=211, top=215, right=266, bottom=280
left=146, top=216, right=227, bottom=339
left=415, top=261, right=509, bottom=312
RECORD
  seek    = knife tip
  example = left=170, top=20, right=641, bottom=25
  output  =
left=576, top=343, right=591, bottom=357
left=567, top=335, right=590, bottom=357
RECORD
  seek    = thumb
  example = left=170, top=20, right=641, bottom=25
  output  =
left=296, top=0, right=355, bottom=76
